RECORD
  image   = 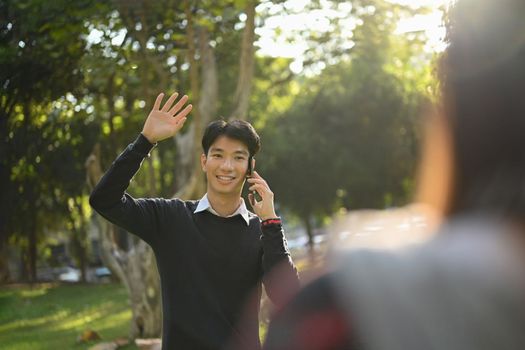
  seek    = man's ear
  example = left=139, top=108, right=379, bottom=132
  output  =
left=200, top=153, right=207, bottom=172
left=251, top=157, right=256, bottom=172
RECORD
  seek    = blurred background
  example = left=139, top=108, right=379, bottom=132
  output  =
left=0, top=0, right=449, bottom=348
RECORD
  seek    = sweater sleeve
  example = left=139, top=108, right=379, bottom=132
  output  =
left=260, top=220, right=301, bottom=308
left=89, top=133, right=164, bottom=246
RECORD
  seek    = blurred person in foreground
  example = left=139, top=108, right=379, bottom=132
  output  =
left=263, top=0, right=525, bottom=349
left=89, top=93, right=299, bottom=350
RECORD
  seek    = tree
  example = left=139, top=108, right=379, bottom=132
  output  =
left=0, top=0, right=100, bottom=282
left=257, top=0, right=435, bottom=250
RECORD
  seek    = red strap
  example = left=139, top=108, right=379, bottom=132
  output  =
left=261, top=218, right=282, bottom=226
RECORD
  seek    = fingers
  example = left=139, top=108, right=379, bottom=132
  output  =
left=161, top=92, right=180, bottom=112
left=248, top=193, right=257, bottom=208
left=247, top=177, right=272, bottom=200
left=153, top=92, right=190, bottom=118
left=153, top=93, right=164, bottom=110
left=168, top=95, right=189, bottom=116
left=248, top=183, right=273, bottom=199
left=173, top=101, right=192, bottom=120
left=248, top=177, right=277, bottom=219
left=247, top=177, right=266, bottom=184
left=247, top=176, right=269, bottom=188
left=250, top=171, right=267, bottom=182
left=249, top=183, right=266, bottom=192
left=172, top=104, right=193, bottom=125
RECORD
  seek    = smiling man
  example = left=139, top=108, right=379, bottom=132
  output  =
left=89, top=92, right=299, bottom=350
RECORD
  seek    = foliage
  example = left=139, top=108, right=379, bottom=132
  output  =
left=0, top=0, right=104, bottom=280
left=256, top=0, right=436, bottom=234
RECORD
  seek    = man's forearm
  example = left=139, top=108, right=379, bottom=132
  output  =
left=89, top=133, right=155, bottom=211
left=261, top=219, right=301, bottom=307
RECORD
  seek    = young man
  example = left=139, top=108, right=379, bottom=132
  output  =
left=89, top=92, right=299, bottom=350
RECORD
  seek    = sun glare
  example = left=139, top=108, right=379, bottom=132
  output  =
left=393, top=0, right=454, bottom=52
left=256, top=0, right=455, bottom=73
left=393, top=0, right=453, bottom=7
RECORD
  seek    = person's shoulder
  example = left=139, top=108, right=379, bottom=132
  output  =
left=268, top=273, right=342, bottom=326
left=150, top=197, right=198, bottom=214
left=173, top=198, right=199, bottom=213
left=288, top=273, right=338, bottom=310
left=265, top=273, right=351, bottom=350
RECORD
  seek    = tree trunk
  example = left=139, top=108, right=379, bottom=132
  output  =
left=28, top=205, right=37, bottom=283
left=75, top=236, right=87, bottom=283
left=174, top=33, right=218, bottom=198
left=0, top=235, right=10, bottom=284
left=20, top=246, right=28, bottom=282
left=174, top=3, right=218, bottom=200
left=69, top=200, right=89, bottom=283
left=173, top=0, right=207, bottom=200
left=70, top=226, right=88, bottom=283
left=86, top=143, right=162, bottom=338
left=21, top=102, right=38, bottom=283
left=0, top=111, right=11, bottom=284
left=302, top=214, right=315, bottom=258
left=175, top=0, right=255, bottom=198
left=120, top=241, right=162, bottom=337
left=87, top=34, right=165, bottom=335
left=230, top=0, right=256, bottom=120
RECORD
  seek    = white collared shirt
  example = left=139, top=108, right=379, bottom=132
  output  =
left=194, top=193, right=251, bottom=226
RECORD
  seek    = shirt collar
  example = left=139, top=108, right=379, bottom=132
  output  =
left=194, top=193, right=250, bottom=226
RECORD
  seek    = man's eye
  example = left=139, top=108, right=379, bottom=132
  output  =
left=212, top=154, right=222, bottom=158
left=235, top=157, right=246, bottom=161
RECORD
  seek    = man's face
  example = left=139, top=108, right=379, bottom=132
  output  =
left=201, top=135, right=250, bottom=197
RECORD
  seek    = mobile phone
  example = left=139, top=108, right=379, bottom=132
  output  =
left=247, top=156, right=261, bottom=204
left=247, top=156, right=254, bottom=178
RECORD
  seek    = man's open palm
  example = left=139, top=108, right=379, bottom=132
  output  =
left=142, top=92, right=193, bottom=143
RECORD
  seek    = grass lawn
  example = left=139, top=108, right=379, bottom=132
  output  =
left=0, top=283, right=136, bottom=350
left=0, top=252, right=320, bottom=350
left=0, top=282, right=277, bottom=350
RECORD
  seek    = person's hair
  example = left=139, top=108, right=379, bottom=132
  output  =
left=201, top=119, right=261, bottom=157
left=439, top=0, right=525, bottom=219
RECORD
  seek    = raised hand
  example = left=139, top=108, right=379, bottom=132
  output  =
left=247, top=171, right=278, bottom=220
left=141, top=92, right=193, bottom=143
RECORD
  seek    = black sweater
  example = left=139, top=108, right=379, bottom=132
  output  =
left=89, top=134, right=300, bottom=350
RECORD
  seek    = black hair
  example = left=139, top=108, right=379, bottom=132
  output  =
left=440, top=0, right=525, bottom=219
left=201, top=119, right=261, bottom=157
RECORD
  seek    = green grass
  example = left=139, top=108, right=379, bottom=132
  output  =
left=0, top=253, right=315, bottom=350
left=0, top=283, right=136, bottom=350
left=0, top=283, right=272, bottom=350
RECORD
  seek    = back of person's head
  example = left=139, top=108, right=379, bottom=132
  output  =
left=202, top=119, right=261, bottom=157
left=438, top=0, right=525, bottom=219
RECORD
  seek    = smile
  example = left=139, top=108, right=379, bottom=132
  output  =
left=216, top=175, right=236, bottom=183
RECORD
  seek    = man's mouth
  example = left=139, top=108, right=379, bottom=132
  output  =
left=216, top=175, right=236, bottom=183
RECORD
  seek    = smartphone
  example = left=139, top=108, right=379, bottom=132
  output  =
left=247, top=156, right=254, bottom=178
left=247, top=156, right=261, bottom=204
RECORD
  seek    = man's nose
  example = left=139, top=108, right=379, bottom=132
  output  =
left=220, top=158, right=234, bottom=170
